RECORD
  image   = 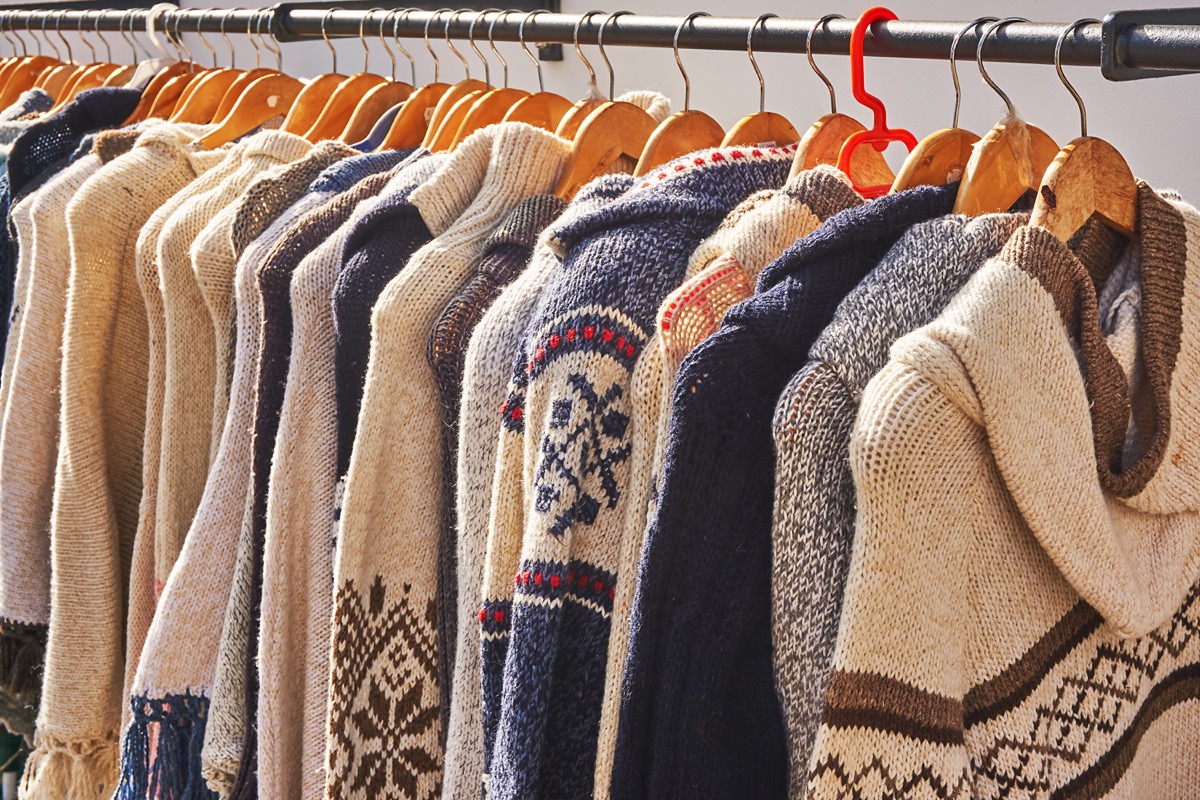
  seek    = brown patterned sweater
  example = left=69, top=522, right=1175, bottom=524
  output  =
left=805, top=185, right=1200, bottom=799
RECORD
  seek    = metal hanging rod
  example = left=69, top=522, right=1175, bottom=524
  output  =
left=1, top=6, right=1199, bottom=80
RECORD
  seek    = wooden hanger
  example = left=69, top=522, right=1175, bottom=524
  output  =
left=501, top=10, right=572, bottom=131
left=554, top=100, right=658, bottom=199
left=195, top=73, right=303, bottom=150
left=426, top=87, right=483, bottom=151
left=304, top=10, right=392, bottom=143
left=168, top=11, right=244, bottom=125
left=1030, top=20, right=1137, bottom=242
left=954, top=17, right=1060, bottom=216
left=421, top=10, right=487, bottom=148
left=891, top=18, right=994, bottom=193
left=721, top=15, right=799, bottom=148
left=45, top=14, right=121, bottom=112
left=339, top=9, right=416, bottom=144
left=830, top=8, right=918, bottom=198
left=634, top=13, right=725, bottom=176
left=375, top=10, right=452, bottom=150
left=788, top=15, right=893, bottom=186
left=32, top=13, right=80, bottom=100
left=554, top=11, right=620, bottom=140
left=446, top=11, right=530, bottom=148
left=123, top=11, right=206, bottom=124
left=99, top=9, right=143, bottom=87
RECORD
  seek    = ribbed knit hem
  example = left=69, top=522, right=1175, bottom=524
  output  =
left=21, top=729, right=118, bottom=800
left=115, top=692, right=216, bottom=800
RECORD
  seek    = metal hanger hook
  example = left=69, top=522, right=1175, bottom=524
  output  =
left=39, top=14, right=58, bottom=60
left=77, top=12, right=97, bottom=63
left=10, top=13, right=30, bottom=58
left=244, top=8, right=262, bottom=69
left=518, top=10, right=546, bottom=93
left=445, top=9, right=473, bottom=80
left=321, top=7, right=339, bottom=73
left=807, top=14, right=843, bottom=114
left=256, top=10, right=281, bottom=72
left=468, top=9, right=500, bottom=88
left=54, top=11, right=73, bottom=64
left=0, top=13, right=16, bottom=58
left=217, top=8, right=236, bottom=70
left=425, top=9, right=451, bottom=83
left=950, top=17, right=997, bottom=128
left=194, top=11, right=218, bottom=68
left=1055, top=19, right=1100, bottom=137
left=357, top=7, right=372, bottom=74
left=488, top=10, right=516, bottom=89
left=172, top=11, right=192, bottom=65
left=573, top=10, right=604, bottom=89
left=747, top=14, right=776, bottom=114
left=368, top=9, right=394, bottom=80
left=674, top=11, right=709, bottom=111
left=95, top=11, right=113, bottom=64
left=977, top=17, right=1028, bottom=119
left=598, top=10, right=632, bottom=101
left=391, top=9, right=418, bottom=85
left=123, top=8, right=145, bottom=61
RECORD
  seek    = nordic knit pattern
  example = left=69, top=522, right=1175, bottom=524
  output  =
left=771, top=211, right=1025, bottom=794
left=805, top=187, right=1200, bottom=799
left=593, top=165, right=861, bottom=800
left=465, top=176, right=633, bottom=800
left=487, top=145, right=793, bottom=800
left=611, top=183, right=958, bottom=800
left=232, top=166, right=401, bottom=800
left=328, top=122, right=571, bottom=800
left=20, top=116, right=209, bottom=800
left=431, top=194, right=565, bottom=798
left=259, top=164, right=409, bottom=800
left=0, top=155, right=102, bottom=740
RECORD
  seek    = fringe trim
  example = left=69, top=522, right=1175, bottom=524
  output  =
left=116, top=691, right=217, bottom=800
left=19, top=729, right=119, bottom=800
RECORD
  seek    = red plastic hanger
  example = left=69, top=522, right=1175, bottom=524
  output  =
left=835, top=7, right=918, bottom=198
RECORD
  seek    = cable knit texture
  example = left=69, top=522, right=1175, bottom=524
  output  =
left=611, top=183, right=958, bottom=800
left=21, top=115, right=207, bottom=800
left=593, top=165, right=861, bottom=800
left=468, top=176, right=633, bottom=800
left=486, top=145, right=793, bottom=800
left=806, top=186, right=1200, bottom=799
left=434, top=194, right=566, bottom=800
left=771, top=211, right=1025, bottom=794
left=249, top=166, right=401, bottom=800
left=327, top=122, right=571, bottom=800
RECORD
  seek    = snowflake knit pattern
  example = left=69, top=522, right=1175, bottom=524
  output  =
left=486, top=144, right=794, bottom=800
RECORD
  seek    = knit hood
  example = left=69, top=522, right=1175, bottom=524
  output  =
left=897, top=184, right=1200, bottom=637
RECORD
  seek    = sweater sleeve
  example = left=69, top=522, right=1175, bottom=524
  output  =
left=770, top=360, right=858, bottom=795
left=805, top=358, right=984, bottom=799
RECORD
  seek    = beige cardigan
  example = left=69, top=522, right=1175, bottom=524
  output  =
left=806, top=188, right=1200, bottom=798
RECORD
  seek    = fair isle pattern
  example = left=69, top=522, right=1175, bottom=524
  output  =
left=326, top=576, right=442, bottom=800
left=629, top=143, right=799, bottom=193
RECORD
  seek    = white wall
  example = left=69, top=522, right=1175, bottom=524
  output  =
left=159, top=0, right=1200, bottom=196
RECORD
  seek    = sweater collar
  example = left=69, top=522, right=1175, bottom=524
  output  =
left=903, top=184, right=1200, bottom=636
left=410, top=122, right=572, bottom=237
left=483, top=194, right=567, bottom=252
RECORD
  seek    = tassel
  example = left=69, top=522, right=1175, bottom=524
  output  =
left=19, top=729, right=119, bottom=800
left=115, top=692, right=217, bottom=800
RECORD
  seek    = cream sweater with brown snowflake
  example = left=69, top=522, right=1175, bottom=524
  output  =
left=806, top=186, right=1200, bottom=799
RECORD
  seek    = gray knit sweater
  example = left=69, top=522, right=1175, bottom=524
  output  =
left=770, top=211, right=1026, bottom=795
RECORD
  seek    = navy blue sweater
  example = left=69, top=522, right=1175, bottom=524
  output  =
left=610, top=182, right=958, bottom=800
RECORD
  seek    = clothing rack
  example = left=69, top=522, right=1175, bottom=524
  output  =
left=0, top=6, right=1199, bottom=81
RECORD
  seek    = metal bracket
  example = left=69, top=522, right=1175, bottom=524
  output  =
left=1102, top=7, right=1200, bottom=80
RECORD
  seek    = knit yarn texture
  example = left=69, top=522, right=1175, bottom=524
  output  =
left=467, top=176, right=633, bottom=800
left=806, top=186, right=1200, bottom=799
left=771, top=211, right=1025, bottom=794
left=611, top=182, right=958, bottom=800
left=21, top=117, right=208, bottom=800
left=485, top=145, right=793, bottom=800
left=327, top=122, right=571, bottom=800
left=593, top=165, right=860, bottom=800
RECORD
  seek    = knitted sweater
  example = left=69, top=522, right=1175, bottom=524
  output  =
left=593, top=165, right=862, bottom=800
left=258, top=167, right=406, bottom=800
left=772, top=211, right=1025, bottom=794
left=328, top=122, right=571, bottom=800
left=19, top=117, right=211, bottom=800
left=0, top=155, right=104, bottom=740
left=806, top=187, right=1200, bottom=799
left=429, top=194, right=564, bottom=797
left=462, top=176, right=633, bottom=800
left=610, top=183, right=958, bottom=800
left=0, top=87, right=141, bottom=360
left=487, top=145, right=792, bottom=800
left=226, top=165, right=402, bottom=800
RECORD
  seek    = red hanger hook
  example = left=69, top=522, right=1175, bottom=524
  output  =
left=836, top=6, right=917, bottom=198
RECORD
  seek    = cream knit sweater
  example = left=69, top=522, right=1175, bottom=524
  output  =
left=592, top=166, right=860, bottom=800
left=20, top=125, right=222, bottom=800
left=328, top=122, right=571, bottom=800
left=258, top=155, right=440, bottom=800
left=806, top=187, right=1200, bottom=798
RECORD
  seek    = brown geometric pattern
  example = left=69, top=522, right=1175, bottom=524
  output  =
left=326, top=575, right=443, bottom=800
